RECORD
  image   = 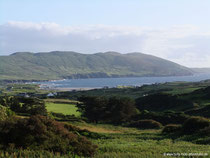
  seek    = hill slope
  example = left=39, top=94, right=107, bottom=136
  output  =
left=0, top=51, right=193, bottom=80
left=191, top=68, right=210, bottom=73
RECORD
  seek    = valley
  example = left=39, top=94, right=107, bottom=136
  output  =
left=1, top=80, right=210, bottom=157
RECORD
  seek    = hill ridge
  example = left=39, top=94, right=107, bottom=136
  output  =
left=0, top=51, right=193, bottom=80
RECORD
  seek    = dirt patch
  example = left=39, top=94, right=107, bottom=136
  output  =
left=77, top=125, right=122, bottom=134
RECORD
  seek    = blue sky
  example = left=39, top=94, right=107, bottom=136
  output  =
left=1, top=0, right=210, bottom=67
left=1, top=0, right=210, bottom=27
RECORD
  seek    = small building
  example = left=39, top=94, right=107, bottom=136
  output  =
left=47, top=92, right=57, bottom=97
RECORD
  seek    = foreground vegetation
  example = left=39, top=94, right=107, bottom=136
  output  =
left=0, top=115, right=98, bottom=157
left=92, top=128, right=210, bottom=158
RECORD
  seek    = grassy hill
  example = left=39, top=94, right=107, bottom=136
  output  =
left=0, top=51, right=193, bottom=80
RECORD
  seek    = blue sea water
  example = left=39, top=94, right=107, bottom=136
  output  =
left=36, top=73, right=210, bottom=89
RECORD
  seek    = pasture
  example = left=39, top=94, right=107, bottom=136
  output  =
left=45, top=99, right=81, bottom=116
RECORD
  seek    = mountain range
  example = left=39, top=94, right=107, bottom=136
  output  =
left=0, top=51, right=194, bottom=80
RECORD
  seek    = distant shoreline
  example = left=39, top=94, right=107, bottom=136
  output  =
left=42, top=87, right=102, bottom=91
left=34, top=73, right=210, bottom=91
left=0, top=73, right=197, bottom=84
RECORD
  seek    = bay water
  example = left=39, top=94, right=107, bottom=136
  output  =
left=36, top=73, right=210, bottom=90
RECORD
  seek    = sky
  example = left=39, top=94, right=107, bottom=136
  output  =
left=0, top=0, right=210, bottom=67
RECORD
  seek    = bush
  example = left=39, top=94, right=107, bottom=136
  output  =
left=50, top=112, right=82, bottom=122
left=0, top=96, right=47, bottom=115
left=0, top=115, right=97, bottom=157
left=136, top=93, right=193, bottom=112
left=136, top=111, right=189, bottom=125
left=182, top=116, right=210, bottom=134
left=0, top=149, right=72, bottom=158
left=162, top=124, right=182, bottom=134
left=0, top=105, right=14, bottom=121
left=129, top=119, right=162, bottom=129
left=0, top=106, right=8, bottom=121
left=198, top=126, right=210, bottom=136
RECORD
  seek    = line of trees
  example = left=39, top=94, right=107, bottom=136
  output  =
left=76, top=95, right=194, bottom=126
left=77, top=96, right=137, bottom=124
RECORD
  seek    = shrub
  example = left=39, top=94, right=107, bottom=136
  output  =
left=0, top=106, right=8, bottom=121
left=50, top=112, right=82, bottom=122
left=162, top=124, right=182, bottom=134
left=182, top=116, right=210, bottom=134
left=136, top=93, right=193, bottom=112
left=0, top=105, right=14, bottom=121
left=129, top=119, right=162, bottom=129
left=195, top=137, right=210, bottom=145
left=0, top=149, right=70, bottom=158
left=0, top=115, right=97, bottom=157
left=198, top=126, right=210, bottom=136
left=0, top=96, right=47, bottom=115
left=136, top=111, right=189, bottom=125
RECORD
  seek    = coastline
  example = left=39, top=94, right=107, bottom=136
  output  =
left=0, top=73, right=197, bottom=84
left=36, top=73, right=210, bottom=91
left=44, top=87, right=102, bottom=91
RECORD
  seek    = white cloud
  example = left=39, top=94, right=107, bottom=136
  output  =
left=0, top=21, right=210, bottom=67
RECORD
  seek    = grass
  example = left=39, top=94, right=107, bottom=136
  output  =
left=44, top=98, right=78, bottom=104
left=0, top=150, right=71, bottom=158
left=46, top=102, right=81, bottom=116
left=166, top=87, right=201, bottom=95
left=65, top=122, right=210, bottom=158
left=93, top=137, right=210, bottom=158
left=71, top=122, right=131, bottom=134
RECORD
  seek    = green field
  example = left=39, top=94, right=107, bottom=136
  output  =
left=46, top=102, right=81, bottom=116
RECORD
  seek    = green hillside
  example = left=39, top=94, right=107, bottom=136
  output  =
left=0, top=51, right=193, bottom=80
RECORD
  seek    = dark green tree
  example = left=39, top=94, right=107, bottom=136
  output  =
left=0, top=96, right=47, bottom=115
left=106, top=96, right=136, bottom=123
left=77, top=96, right=108, bottom=123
